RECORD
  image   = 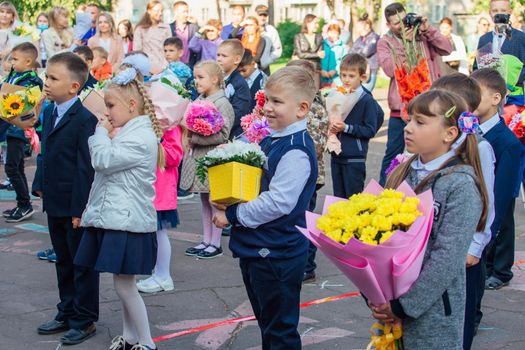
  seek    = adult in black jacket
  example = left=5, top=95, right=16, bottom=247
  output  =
left=293, top=14, right=324, bottom=71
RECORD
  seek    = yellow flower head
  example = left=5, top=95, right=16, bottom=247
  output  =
left=3, top=95, right=25, bottom=116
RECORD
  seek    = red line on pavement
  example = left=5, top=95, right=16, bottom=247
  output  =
left=153, top=291, right=361, bottom=343
left=154, top=259, right=525, bottom=343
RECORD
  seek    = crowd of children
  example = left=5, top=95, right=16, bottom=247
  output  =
left=0, top=4, right=523, bottom=350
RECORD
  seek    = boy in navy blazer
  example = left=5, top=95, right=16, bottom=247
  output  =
left=217, top=40, right=252, bottom=139
left=239, top=50, right=268, bottom=111
left=471, top=69, right=521, bottom=330
left=33, top=52, right=99, bottom=345
left=330, top=54, right=384, bottom=198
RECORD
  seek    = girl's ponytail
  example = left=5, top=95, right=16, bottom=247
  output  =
left=136, top=79, right=166, bottom=170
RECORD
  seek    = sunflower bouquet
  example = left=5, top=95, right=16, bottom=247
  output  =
left=0, top=85, right=42, bottom=122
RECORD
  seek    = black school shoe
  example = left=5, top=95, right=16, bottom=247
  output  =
left=196, top=245, right=223, bottom=259
left=60, top=323, right=96, bottom=345
left=185, top=242, right=208, bottom=256
left=303, top=271, right=316, bottom=283
left=5, top=206, right=34, bottom=223
left=37, top=319, right=69, bottom=335
left=2, top=207, right=16, bottom=218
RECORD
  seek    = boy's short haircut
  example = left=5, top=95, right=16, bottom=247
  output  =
left=72, top=45, right=94, bottom=62
left=220, top=39, right=245, bottom=57
left=286, top=59, right=317, bottom=81
left=266, top=66, right=316, bottom=105
left=164, top=37, right=183, bottom=50
left=471, top=68, right=508, bottom=98
left=47, top=52, right=89, bottom=88
left=240, top=50, right=255, bottom=67
left=92, top=46, right=108, bottom=59
left=11, top=42, right=38, bottom=62
left=340, top=53, right=368, bottom=75
left=431, top=73, right=482, bottom=112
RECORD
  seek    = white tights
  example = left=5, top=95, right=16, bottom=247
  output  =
left=113, top=274, right=155, bottom=348
left=153, top=229, right=171, bottom=280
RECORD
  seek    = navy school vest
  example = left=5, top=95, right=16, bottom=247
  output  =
left=229, top=129, right=318, bottom=259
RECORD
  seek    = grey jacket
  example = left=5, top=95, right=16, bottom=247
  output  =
left=81, top=115, right=158, bottom=233
left=394, top=164, right=483, bottom=349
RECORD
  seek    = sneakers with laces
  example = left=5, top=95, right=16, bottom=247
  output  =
left=6, top=206, right=34, bottom=223
left=109, top=335, right=136, bottom=350
left=137, top=276, right=174, bottom=293
left=2, top=207, right=16, bottom=218
left=37, top=248, right=55, bottom=261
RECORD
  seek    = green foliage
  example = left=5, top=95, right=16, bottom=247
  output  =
left=14, top=0, right=111, bottom=23
left=160, top=77, right=191, bottom=99
left=276, top=19, right=301, bottom=59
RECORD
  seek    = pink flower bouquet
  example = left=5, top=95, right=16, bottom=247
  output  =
left=297, top=180, right=434, bottom=305
left=149, top=77, right=191, bottom=131
left=241, top=90, right=271, bottom=143
left=184, top=100, right=224, bottom=136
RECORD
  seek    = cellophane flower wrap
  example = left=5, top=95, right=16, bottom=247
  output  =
left=185, top=100, right=224, bottom=136
left=0, top=84, right=44, bottom=153
left=240, top=90, right=272, bottom=143
left=149, top=77, right=191, bottom=131
left=195, top=140, right=266, bottom=183
left=391, top=19, right=431, bottom=121
left=322, top=86, right=361, bottom=154
left=11, top=23, right=39, bottom=45
left=297, top=180, right=434, bottom=350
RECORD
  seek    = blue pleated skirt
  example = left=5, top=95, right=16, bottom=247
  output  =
left=157, top=209, right=179, bottom=230
left=75, top=227, right=157, bottom=275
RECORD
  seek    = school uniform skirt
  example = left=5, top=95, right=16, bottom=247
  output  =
left=75, top=227, right=157, bottom=275
left=157, top=209, right=179, bottom=231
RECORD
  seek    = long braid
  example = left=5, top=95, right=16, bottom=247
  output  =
left=136, top=79, right=166, bottom=170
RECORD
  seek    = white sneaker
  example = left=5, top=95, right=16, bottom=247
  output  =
left=136, top=276, right=174, bottom=293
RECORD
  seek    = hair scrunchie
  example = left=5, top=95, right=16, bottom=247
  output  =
left=458, top=111, right=480, bottom=135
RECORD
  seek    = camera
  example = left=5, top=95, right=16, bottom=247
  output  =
left=494, top=13, right=510, bottom=24
left=494, top=13, right=512, bottom=38
left=403, top=13, right=423, bottom=29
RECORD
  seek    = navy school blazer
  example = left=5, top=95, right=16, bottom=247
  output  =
left=32, top=99, right=97, bottom=218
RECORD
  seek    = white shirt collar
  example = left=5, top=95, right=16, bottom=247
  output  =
left=410, top=148, right=456, bottom=178
left=271, top=119, right=307, bottom=138
left=246, top=69, right=261, bottom=88
left=480, top=112, right=500, bottom=135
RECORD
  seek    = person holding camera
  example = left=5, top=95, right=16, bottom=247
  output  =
left=377, top=2, right=452, bottom=186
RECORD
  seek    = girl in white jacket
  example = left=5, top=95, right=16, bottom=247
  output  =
left=76, top=67, right=165, bottom=350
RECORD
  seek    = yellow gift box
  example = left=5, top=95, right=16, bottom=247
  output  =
left=208, top=161, right=263, bottom=205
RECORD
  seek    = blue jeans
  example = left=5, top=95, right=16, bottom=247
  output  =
left=363, top=69, right=378, bottom=92
left=379, top=116, right=406, bottom=186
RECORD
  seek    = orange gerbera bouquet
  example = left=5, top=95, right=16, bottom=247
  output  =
left=391, top=18, right=431, bottom=121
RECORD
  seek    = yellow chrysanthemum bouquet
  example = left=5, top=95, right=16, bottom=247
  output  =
left=297, top=180, right=435, bottom=350
left=317, top=189, right=422, bottom=246
left=0, top=83, right=44, bottom=153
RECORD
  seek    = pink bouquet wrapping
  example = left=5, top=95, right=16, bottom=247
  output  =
left=184, top=100, right=224, bottom=136
left=240, top=90, right=272, bottom=143
left=149, top=78, right=191, bottom=131
left=297, top=180, right=434, bottom=306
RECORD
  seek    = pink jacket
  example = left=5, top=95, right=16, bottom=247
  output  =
left=377, top=26, right=452, bottom=117
left=133, top=24, right=172, bottom=75
left=154, top=126, right=184, bottom=211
